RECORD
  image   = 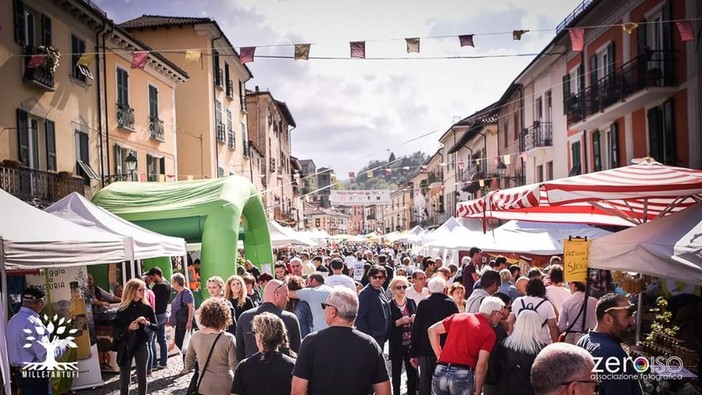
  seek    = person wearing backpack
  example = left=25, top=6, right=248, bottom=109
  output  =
left=509, top=278, right=559, bottom=344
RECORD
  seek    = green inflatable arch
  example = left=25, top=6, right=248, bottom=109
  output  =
left=92, top=176, right=273, bottom=292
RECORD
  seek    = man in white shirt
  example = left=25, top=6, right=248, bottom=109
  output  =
left=557, top=281, right=597, bottom=344
left=326, top=258, right=356, bottom=292
left=545, top=265, right=571, bottom=315
left=301, top=252, right=316, bottom=276
left=406, top=270, right=430, bottom=306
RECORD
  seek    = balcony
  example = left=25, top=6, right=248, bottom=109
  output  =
left=215, top=68, right=223, bottom=88
left=215, top=122, right=226, bottom=142
left=273, top=207, right=297, bottom=226
left=520, top=121, right=553, bottom=152
left=226, top=80, right=234, bottom=98
left=227, top=129, right=235, bottom=150
left=566, top=49, right=678, bottom=131
left=23, top=46, right=55, bottom=90
left=116, top=103, right=135, bottom=130
left=149, top=117, right=165, bottom=141
left=0, top=164, right=84, bottom=206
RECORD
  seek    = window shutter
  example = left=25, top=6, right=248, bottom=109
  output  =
left=114, top=144, right=123, bottom=175
left=159, top=157, right=166, bottom=177
left=663, top=100, right=676, bottom=165
left=45, top=119, right=56, bottom=171
left=562, top=74, right=570, bottom=115
left=30, top=120, right=39, bottom=169
left=607, top=42, right=615, bottom=75
left=610, top=123, right=619, bottom=168
left=17, top=109, right=29, bottom=166
left=79, top=132, right=89, bottom=162
left=662, top=0, right=672, bottom=50
left=589, top=55, right=598, bottom=86
left=14, top=0, right=26, bottom=45
left=637, top=18, right=647, bottom=55
left=41, top=14, right=51, bottom=46
left=149, top=86, right=158, bottom=118
left=578, top=62, right=585, bottom=93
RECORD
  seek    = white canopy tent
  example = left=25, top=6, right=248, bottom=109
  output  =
left=46, top=192, right=187, bottom=260
left=396, top=225, right=425, bottom=243
left=0, top=188, right=130, bottom=395
left=589, top=203, right=702, bottom=285
left=268, top=220, right=318, bottom=247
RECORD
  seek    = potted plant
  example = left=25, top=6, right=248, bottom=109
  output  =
left=58, top=171, right=74, bottom=179
left=38, top=46, right=61, bottom=73
left=1, top=159, right=21, bottom=168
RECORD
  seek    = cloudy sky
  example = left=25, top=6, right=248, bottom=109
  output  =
left=96, top=0, right=583, bottom=178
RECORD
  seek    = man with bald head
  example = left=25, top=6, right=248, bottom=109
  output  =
left=235, top=279, right=302, bottom=361
left=531, top=343, right=597, bottom=395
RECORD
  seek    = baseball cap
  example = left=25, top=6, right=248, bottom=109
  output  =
left=23, top=285, right=46, bottom=301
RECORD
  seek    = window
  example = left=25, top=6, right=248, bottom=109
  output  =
left=148, top=85, right=159, bottom=119
left=213, top=50, right=221, bottom=87
left=14, top=1, right=51, bottom=47
left=215, top=100, right=222, bottom=124
left=116, top=68, right=129, bottom=106
left=546, top=161, right=553, bottom=181
left=536, top=165, right=543, bottom=183
left=45, top=119, right=56, bottom=171
left=146, top=154, right=165, bottom=182
left=71, top=35, right=86, bottom=81
left=225, top=63, right=232, bottom=97
left=513, top=113, right=519, bottom=141
left=608, top=123, right=619, bottom=169
left=545, top=91, right=552, bottom=123
left=569, top=141, right=582, bottom=176
left=239, top=81, right=247, bottom=111
left=535, top=97, right=543, bottom=121
left=74, top=131, right=98, bottom=184
left=593, top=130, right=602, bottom=171
left=648, top=100, right=676, bottom=165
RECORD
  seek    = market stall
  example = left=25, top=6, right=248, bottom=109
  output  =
left=268, top=220, right=317, bottom=248
left=0, top=188, right=130, bottom=395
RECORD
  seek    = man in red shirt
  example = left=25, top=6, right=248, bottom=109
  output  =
left=427, top=296, right=505, bottom=395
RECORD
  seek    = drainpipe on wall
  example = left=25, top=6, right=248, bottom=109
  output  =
left=97, top=21, right=114, bottom=188
left=212, top=33, right=222, bottom=178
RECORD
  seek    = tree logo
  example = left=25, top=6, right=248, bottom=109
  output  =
left=23, top=314, right=79, bottom=373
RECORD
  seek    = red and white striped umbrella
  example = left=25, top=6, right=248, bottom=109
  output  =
left=456, top=158, right=702, bottom=225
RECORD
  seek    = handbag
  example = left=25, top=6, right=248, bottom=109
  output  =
left=186, top=332, right=223, bottom=395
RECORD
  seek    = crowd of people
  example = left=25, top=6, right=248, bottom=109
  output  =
left=9, top=243, right=685, bottom=395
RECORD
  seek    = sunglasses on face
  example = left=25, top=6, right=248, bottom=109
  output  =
left=371, top=275, right=386, bottom=280
left=321, top=302, right=337, bottom=310
left=395, top=285, right=408, bottom=290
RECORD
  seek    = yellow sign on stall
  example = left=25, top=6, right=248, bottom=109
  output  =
left=563, top=238, right=590, bottom=282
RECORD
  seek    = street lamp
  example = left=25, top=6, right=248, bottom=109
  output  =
left=125, top=151, right=137, bottom=181
left=496, top=160, right=507, bottom=188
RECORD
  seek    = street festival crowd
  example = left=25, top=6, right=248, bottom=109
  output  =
left=8, top=244, right=702, bottom=395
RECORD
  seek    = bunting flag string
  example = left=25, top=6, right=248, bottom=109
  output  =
left=239, top=47, right=256, bottom=64
left=294, top=44, right=311, bottom=60
left=405, top=37, right=420, bottom=53
left=131, top=51, right=148, bottom=69
left=568, top=28, right=585, bottom=52
left=350, top=41, right=366, bottom=59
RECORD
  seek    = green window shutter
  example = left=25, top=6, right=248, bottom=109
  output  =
left=45, top=119, right=56, bottom=171
left=41, top=14, right=51, bottom=46
left=662, top=100, right=676, bottom=165
left=14, top=0, right=26, bottom=46
left=17, top=109, right=29, bottom=167
left=562, top=74, right=570, bottom=115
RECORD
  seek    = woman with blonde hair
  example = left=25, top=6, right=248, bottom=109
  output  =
left=224, top=275, right=254, bottom=320
left=206, top=276, right=237, bottom=335
left=447, top=282, right=466, bottom=311
left=388, top=275, right=417, bottom=395
left=231, top=312, right=296, bottom=395
left=182, top=298, right=238, bottom=395
left=487, top=309, right=546, bottom=395
left=113, top=278, right=158, bottom=395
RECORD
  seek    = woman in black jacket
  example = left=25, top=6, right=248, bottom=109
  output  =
left=487, top=309, right=546, bottom=395
left=388, top=275, right=417, bottom=395
left=113, top=278, right=158, bottom=395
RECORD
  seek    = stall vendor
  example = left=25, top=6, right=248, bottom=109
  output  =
left=88, top=273, right=121, bottom=308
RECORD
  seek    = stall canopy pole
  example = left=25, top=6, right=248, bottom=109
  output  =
left=0, top=239, right=14, bottom=395
left=636, top=292, right=643, bottom=344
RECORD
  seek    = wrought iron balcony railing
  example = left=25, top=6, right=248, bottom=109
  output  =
left=566, top=49, right=677, bottom=124
left=116, top=103, right=135, bottom=129
left=23, top=46, right=55, bottom=89
left=216, top=122, right=226, bottom=142
left=227, top=129, right=235, bottom=150
left=149, top=117, right=165, bottom=141
left=0, top=165, right=84, bottom=206
left=226, top=80, right=234, bottom=98
left=520, top=121, right=553, bottom=151
left=215, top=68, right=223, bottom=88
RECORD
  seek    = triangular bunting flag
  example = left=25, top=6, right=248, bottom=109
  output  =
left=405, top=37, right=420, bottom=53
left=457, top=161, right=465, bottom=170
left=503, top=155, right=511, bottom=165
left=568, top=28, right=585, bottom=52
left=78, top=64, right=94, bottom=80
left=348, top=172, right=355, bottom=179
left=185, top=49, right=201, bottom=63
left=26, top=54, right=47, bottom=68
left=367, top=170, right=373, bottom=178
left=131, top=51, right=148, bottom=69
left=419, top=165, right=428, bottom=173
left=675, top=21, right=694, bottom=42
left=76, top=52, right=95, bottom=67
left=350, top=41, right=365, bottom=59
left=521, top=152, right=528, bottom=161
left=239, top=47, right=256, bottom=64
left=622, top=22, right=639, bottom=34
left=385, top=169, right=392, bottom=177
left=295, top=44, right=311, bottom=60
left=512, top=30, right=529, bottom=40
left=459, top=34, right=475, bottom=47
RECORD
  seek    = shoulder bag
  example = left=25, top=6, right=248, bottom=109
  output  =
left=557, top=301, right=585, bottom=342
left=186, top=332, right=223, bottom=395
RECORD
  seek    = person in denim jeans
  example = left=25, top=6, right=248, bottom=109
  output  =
left=427, top=296, right=505, bottom=395
left=145, top=267, right=172, bottom=368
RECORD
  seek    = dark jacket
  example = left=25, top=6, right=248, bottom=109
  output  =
left=356, top=284, right=392, bottom=343
left=388, top=298, right=417, bottom=358
left=236, top=302, right=302, bottom=361
left=487, top=340, right=542, bottom=394
left=408, top=293, right=459, bottom=357
left=112, top=301, right=158, bottom=366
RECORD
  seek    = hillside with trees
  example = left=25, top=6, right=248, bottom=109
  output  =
left=345, top=151, right=429, bottom=190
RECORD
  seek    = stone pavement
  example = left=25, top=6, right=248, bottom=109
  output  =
left=74, top=356, right=194, bottom=395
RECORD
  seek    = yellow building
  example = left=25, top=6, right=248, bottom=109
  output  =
left=102, top=27, right=188, bottom=183
left=120, top=16, right=253, bottom=180
left=0, top=0, right=107, bottom=204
